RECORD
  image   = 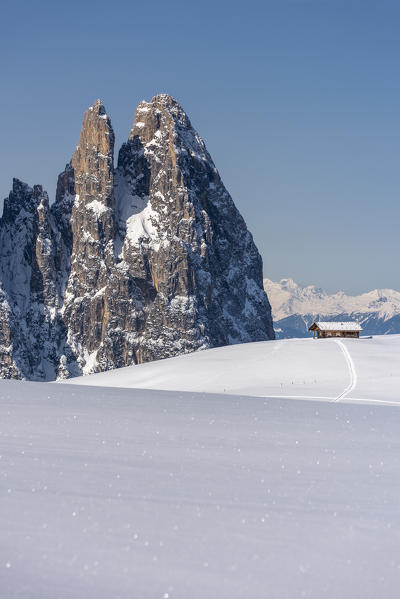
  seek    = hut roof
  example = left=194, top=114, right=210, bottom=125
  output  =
left=309, top=321, right=363, bottom=332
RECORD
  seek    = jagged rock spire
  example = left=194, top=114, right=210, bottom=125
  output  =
left=71, top=99, right=115, bottom=208
left=70, top=99, right=116, bottom=273
left=57, top=100, right=119, bottom=365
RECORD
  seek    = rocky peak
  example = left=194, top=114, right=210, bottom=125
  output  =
left=54, top=101, right=119, bottom=369
left=73, top=100, right=114, bottom=163
left=0, top=180, right=53, bottom=306
left=2, top=178, right=40, bottom=223
left=71, top=98, right=115, bottom=213
left=0, top=95, right=274, bottom=380
left=129, top=94, right=209, bottom=173
left=131, top=94, right=194, bottom=141
left=0, top=178, right=59, bottom=380
left=65, top=100, right=116, bottom=295
left=116, top=95, right=274, bottom=359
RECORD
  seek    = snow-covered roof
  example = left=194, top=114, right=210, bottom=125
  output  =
left=312, top=321, right=362, bottom=331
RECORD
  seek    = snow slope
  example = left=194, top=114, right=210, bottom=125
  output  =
left=2, top=336, right=400, bottom=597
left=1, top=380, right=400, bottom=598
left=264, top=278, right=400, bottom=338
left=64, top=335, right=400, bottom=404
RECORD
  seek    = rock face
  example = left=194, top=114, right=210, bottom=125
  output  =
left=0, top=95, right=274, bottom=380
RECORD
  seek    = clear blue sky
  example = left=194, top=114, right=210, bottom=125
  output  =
left=1, top=0, right=399, bottom=294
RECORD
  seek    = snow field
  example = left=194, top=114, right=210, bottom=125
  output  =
left=1, top=335, right=400, bottom=597
left=64, top=335, right=400, bottom=405
left=1, top=381, right=400, bottom=598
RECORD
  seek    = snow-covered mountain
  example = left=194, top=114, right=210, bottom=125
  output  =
left=264, top=277, right=400, bottom=338
left=0, top=96, right=274, bottom=380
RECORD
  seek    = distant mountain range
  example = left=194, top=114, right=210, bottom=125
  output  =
left=263, top=278, right=400, bottom=338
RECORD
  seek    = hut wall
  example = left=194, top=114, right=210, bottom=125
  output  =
left=317, top=330, right=359, bottom=339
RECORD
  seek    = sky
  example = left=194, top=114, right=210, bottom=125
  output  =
left=1, top=0, right=399, bottom=294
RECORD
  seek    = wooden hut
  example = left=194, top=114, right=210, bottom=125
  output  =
left=309, top=321, right=362, bottom=339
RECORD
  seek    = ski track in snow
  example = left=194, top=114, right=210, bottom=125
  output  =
left=1, top=337, right=400, bottom=597
left=334, top=340, right=358, bottom=401
left=63, top=335, right=400, bottom=404
left=1, top=373, right=400, bottom=597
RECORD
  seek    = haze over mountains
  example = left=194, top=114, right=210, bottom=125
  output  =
left=0, top=95, right=273, bottom=381
left=264, top=277, right=400, bottom=338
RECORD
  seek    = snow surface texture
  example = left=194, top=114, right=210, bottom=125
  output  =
left=1, top=371, right=400, bottom=598
left=2, top=337, right=400, bottom=597
left=64, top=335, right=400, bottom=405
left=264, top=277, right=400, bottom=338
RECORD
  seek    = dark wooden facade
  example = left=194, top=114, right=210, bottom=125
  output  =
left=309, top=323, right=361, bottom=339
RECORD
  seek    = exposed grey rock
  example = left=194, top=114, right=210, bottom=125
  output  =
left=0, top=95, right=274, bottom=380
left=0, top=179, right=59, bottom=379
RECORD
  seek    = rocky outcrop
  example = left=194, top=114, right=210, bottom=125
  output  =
left=0, top=95, right=274, bottom=380
left=0, top=180, right=59, bottom=379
